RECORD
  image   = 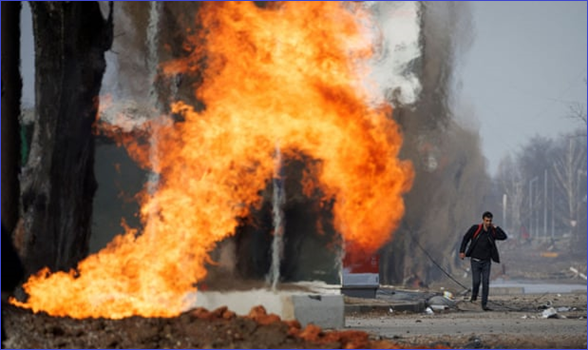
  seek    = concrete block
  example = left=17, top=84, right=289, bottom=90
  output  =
left=292, top=294, right=344, bottom=329
left=192, top=289, right=344, bottom=329
left=341, top=272, right=379, bottom=298
left=342, top=272, right=379, bottom=286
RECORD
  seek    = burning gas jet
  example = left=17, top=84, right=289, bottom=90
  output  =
left=12, top=1, right=413, bottom=319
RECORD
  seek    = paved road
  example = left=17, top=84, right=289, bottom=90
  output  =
left=344, top=292, right=587, bottom=348
left=491, top=279, right=587, bottom=294
left=346, top=310, right=586, bottom=337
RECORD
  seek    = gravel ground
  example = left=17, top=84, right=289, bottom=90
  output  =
left=345, top=292, right=587, bottom=349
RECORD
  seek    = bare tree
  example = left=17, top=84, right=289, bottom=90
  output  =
left=552, top=133, right=587, bottom=252
left=514, top=135, right=559, bottom=241
left=567, top=78, right=587, bottom=129
left=18, top=2, right=113, bottom=276
left=568, top=102, right=587, bottom=127
left=496, top=154, right=525, bottom=235
left=1, top=1, right=22, bottom=233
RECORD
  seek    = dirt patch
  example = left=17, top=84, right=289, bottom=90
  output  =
left=3, top=291, right=585, bottom=349
left=2, top=302, right=446, bottom=349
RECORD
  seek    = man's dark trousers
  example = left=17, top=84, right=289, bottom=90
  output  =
left=471, top=258, right=491, bottom=307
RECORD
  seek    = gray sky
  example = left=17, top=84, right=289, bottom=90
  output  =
left=20, top=2, right=34, bottom=107
left=457, top=1, right=587, bottom=176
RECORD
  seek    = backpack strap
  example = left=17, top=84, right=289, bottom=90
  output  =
left=472, top=223, right=483, bottom=239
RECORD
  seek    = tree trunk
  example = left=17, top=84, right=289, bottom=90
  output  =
left=1, top=1, right=22, bottom=233
left=20, top=2, right=113, bottom=276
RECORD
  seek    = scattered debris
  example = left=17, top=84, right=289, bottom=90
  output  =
left=465, top=336, right=483, bottom=349
left=427, top=294, right=456, bottom=311
left=541, top=307, right=558, bottom=319
left=569, top=267, right=587, bottom=281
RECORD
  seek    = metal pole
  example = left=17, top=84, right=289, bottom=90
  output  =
left=544, top=169, right=548, bottom=238
left=503, top=194, right=507, bottom=231
left=551, top=173, right=555, bottom=239
left=529, top=176, right=539, bottom=238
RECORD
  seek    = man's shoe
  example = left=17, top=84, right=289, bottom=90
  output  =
left=482, top=306, right=492, bottom=311
left=469, top=297, right=477, bottom=302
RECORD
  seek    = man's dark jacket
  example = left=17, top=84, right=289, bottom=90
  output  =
left=459, top=224, right=507, bottom=263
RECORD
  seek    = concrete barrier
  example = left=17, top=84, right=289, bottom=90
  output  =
left=192, top=289, right=344, bottom=329
left=345, top=300, right=426, bottom=314
left=292, top=294, right=344, bottom=329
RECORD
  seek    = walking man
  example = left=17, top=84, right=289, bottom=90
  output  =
left=459, top=211, right=507, bottom=311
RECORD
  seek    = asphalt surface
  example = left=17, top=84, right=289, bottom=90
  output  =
left=343, top=286, right=587, bottom=348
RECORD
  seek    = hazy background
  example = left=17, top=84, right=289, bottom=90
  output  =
left=456, top=1, right=587, bottom=176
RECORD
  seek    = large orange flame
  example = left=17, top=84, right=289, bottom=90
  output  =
left=11, top=1, right=413, bottom=319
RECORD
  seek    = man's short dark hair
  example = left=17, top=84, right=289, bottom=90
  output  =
left=483, top=211, right=493, bottom=219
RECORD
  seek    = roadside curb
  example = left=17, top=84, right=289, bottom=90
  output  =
left=345, top=300, right=426, bottom=314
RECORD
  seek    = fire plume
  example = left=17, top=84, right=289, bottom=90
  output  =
left=11, top=2, right=413, bottom=319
